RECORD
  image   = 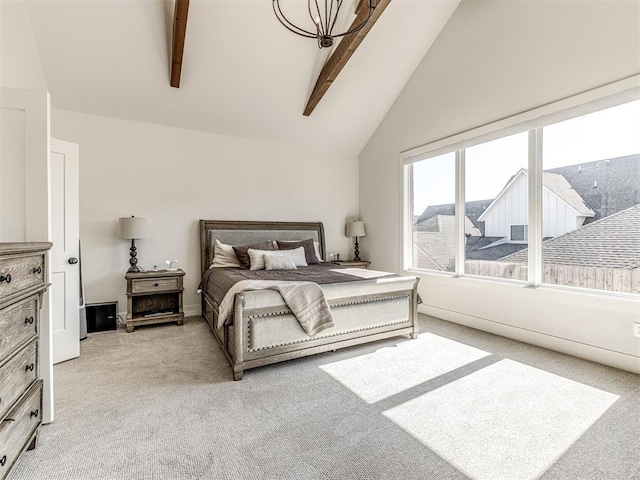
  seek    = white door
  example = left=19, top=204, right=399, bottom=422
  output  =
left=51, top=139, right=80, bottom=364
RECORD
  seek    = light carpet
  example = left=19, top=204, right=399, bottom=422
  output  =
left=10, top=315, right=640, bottom=480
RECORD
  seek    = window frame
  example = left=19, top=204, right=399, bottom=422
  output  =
left=401, top=75, right=640, bottom=296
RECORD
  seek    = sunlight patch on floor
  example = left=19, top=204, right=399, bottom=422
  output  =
left=319, top=333, right=490, bottom=403
left=383, top=359, right=619, bottom=480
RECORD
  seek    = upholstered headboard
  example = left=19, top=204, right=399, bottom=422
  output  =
left=199, top=220, right=326, bottom=275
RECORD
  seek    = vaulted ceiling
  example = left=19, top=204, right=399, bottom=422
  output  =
left=25, top=0, right=460, bottom=156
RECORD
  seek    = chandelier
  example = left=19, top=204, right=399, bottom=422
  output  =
left=273, top=0, right=375, bottom=49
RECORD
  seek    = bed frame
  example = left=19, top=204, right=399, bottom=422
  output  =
left=199, top=220, right=419, bottom=380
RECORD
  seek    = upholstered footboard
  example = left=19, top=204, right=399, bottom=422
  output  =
left=203, top=276, right=420, bottom=380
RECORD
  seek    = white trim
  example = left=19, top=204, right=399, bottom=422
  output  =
left=401, top=74, right=640, bottom=164
left=528, top=128, right=543, bottom=286
left=454, top=149, right=465, bottom=276
left=401, top=159, right=413, bottom=271
left=419, top=304, right=640, bottom=374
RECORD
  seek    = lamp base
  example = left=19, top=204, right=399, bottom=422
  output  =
left=353, top=237, right=361, bottom=262
left=128, top=239, right=141, bottom=273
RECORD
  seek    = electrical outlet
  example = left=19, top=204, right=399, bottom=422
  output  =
left=634, top=322, right=640, bottom=338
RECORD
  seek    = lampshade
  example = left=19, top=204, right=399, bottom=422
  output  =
left=346, top=221, right=366, bottom=238
left=118, top=216, right=149, bottom=240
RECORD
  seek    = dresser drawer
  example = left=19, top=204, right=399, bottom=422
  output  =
left=0, top=254, right=45, bottom=299
left=131, top=277, right=180, bottom=293
left=0, top=381, right=42, bottom=479
left=0, top=340, right=38, bottom=422
left=0, top=297, right=37, bottom=364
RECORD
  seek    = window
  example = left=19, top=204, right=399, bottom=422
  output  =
left=411, top=152, right=456, bottom=272
left=540, top=100, right=640, bottom=292
left=465, top=132, right=528, bottom=280
left=510, top=225, right=528, bottom=242
left=404, top=84, right=639, bottom=296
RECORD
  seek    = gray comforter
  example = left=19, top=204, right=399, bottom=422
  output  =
left=199, top=263, right=389, bottom=306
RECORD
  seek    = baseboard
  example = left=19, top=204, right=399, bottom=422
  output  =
left=184, top=304, right=200, bottom=318
left=420, top=304, right=640, bottom=374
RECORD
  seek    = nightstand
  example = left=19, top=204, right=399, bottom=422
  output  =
left=333, top=260, right=371, bottom=269
left=125, top=269, right=184, bottom=333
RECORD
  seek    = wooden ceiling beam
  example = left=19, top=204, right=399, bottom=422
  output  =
left=303, top=0, right=392, bottom=116
left=170, top=0, right=190, bottom=88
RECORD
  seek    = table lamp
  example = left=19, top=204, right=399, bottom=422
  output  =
left=118, top=216, right=149, bottom=272
left=345, top=221, right=366, bottom=261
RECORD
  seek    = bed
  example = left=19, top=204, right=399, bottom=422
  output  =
left=199, top=220, right=420, bottom=380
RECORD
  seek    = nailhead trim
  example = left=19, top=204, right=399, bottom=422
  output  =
left=246, top=295, right=410, bottom=352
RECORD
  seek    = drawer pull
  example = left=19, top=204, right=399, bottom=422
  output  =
left=32, top=266, right=42, bottom=275
left=0, top=455, right=6, bottom=466
left=0, top=274, right=10, bottom=284
left=30, top=409, right=39, bottom=418
left=25, top=363, right=35, bottom=372
left=25, top=316, right=35, bottom=325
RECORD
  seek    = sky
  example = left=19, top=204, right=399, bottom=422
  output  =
left=413, top=99, right=640, bottom=215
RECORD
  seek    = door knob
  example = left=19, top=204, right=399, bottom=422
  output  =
left=68, top=258, right=79, bottom=265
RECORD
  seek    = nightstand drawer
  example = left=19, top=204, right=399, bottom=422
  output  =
left=131, top=277, right=180, bottom=293
left=0, top=381, right=42, bottom=479
left=0, top=254, right=45, bottom=299
left=0, top=340, right=38, bottom=421
left=0, top=297, right=37, bottom=363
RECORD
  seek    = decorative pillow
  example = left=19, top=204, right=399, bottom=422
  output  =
left=276, top=239, right=320, bottom=264
left=210, top=239, right=241, bottom=268
left=232, top=241, right=275, bottom=268
left=247, top=248, right=276, bottom=271
left=248, top=246, right=308, bottom=270
left=264, top=254, right=297, bottom=271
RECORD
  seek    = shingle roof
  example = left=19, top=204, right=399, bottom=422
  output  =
left=501, top=204, right=640, bottom=269
left=466, top=237, right=529, bottom=262
left=543, top=172, right=595, bottom=216
left=416, top=199, right=492, bottom=235
left=546, top=154, right=640, bottom=223
left=413, top=215, right=480, bottom=270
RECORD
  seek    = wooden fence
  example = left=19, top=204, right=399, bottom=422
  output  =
left=464, top=261, right=640, bottom=294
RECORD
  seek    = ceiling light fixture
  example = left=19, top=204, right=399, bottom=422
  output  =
left=273, top=0, right=376, bottom=49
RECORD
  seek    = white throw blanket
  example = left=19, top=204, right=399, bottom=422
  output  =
left=217, top=280, right=335, bottom=337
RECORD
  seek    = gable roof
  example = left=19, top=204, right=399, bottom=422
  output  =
left=477, top=168, right=595, bottom=221
left=501, top=204, right=640, bottom=269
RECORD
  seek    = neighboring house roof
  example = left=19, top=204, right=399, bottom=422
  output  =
left=477, top=169, right=595, bottom=222
left=415, top=155, right=639, bottom=230
left=466, top=237, right=529, bottom=262
left=542, top=172, right=595, bottom=216
left=545, top=154, right=640, bottom=223
left=501, top=204, right=640, bottom=269
left=416, top=199, right=492, bottom=235
left=413, top=215, right=479, bottom=270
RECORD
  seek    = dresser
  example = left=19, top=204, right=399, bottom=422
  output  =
left=0, top=242, right=51, bottom=480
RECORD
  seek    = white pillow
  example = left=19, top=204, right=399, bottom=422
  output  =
left=210, top=239, right=241, bottom=268
left=264, top=254, right=297, bottom=271
left=313, top=241, right=324, bottom=262
left=248, top=246, right=308, bottom=270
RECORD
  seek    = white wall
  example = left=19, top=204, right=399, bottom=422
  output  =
left=52, top=109, right=359, bottom=317
left=360, top=0, right=640, bottom=372
left=0, top=0, right=48, bottom=90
